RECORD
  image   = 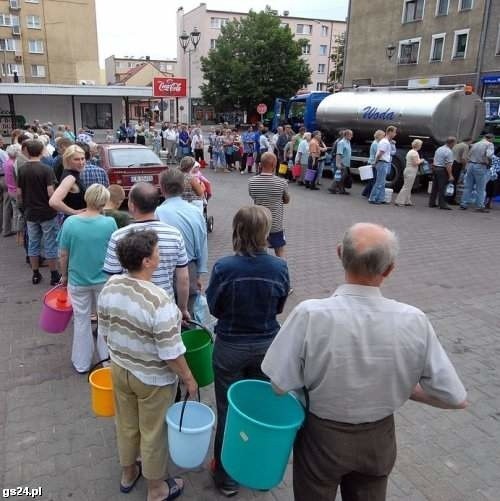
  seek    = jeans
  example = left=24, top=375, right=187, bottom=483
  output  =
left=26, top=217, right=59, bottom=258
left=461, top=163, right=488, bottom=209
left=314, top=159, right=325, bottom=186
left=369, top=161, right=390, bottom=203
left=213, top=338, right=271, bottom=476
left=68, top=283, right=108, bottom=372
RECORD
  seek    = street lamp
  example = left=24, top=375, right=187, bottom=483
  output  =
left=179, top=27, right=201, bottom=125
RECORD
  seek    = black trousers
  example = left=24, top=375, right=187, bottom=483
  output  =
left=293, top=413, right=397, bottom=501
left=447, top=161, right=462, bottom=203
left=429, top=167, right=449, bottom=208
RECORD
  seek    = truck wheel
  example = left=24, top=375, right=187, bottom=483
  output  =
left=386, top=156, right=404, bottom=192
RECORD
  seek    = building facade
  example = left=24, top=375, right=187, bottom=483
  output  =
left=344, top=0, right=497, bottom=95
left=176, top=3, right=345, bottom=122
left=105, top=55, right=177, bottom=85
left=0, top=0, right=100, bottom=84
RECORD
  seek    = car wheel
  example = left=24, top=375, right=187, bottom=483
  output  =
left=207, top=216, right=214, bottom=233
left=385, top=155, right=404, bottom=192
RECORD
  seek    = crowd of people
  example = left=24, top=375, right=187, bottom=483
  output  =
left=0, top=117, right=485, bottom=501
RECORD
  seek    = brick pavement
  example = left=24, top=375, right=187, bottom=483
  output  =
left=0, top=171, right=499, bottom=501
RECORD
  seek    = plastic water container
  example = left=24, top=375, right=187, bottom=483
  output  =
left=358, top=165, right=373, bottom=180
left=39, top=285, right=73, bottom=334
left=334, top=168, right=342, bottom=181
left=221, top=380, right=305, bottom=490
left=384, top=188, right=393, bottom=203
left=88, top=367, right=114, bottom=417
left=445, top=182, right=455, bottom=197
left=166, top=400, right=215, bottom=468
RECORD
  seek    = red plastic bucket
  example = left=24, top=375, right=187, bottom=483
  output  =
left=39, top=285, right=73, bottom=334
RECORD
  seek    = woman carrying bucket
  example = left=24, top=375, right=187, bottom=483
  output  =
left=58, top=184, right=117, bottom=373
left=206, top=206, right=290, bottom=497
left=98, top=230, right=198, bottom=501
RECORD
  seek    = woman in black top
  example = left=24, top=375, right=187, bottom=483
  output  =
left=49, top=144, right=86, bottom=217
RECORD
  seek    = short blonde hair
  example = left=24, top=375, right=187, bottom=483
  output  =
left=84, top=183, right=110, bottom=210
left=374, top=130, right=385, bottom=140
left=411, top=139, right=423, bottom=149
left=108, top=184, right=125, bottom=207
left=232, top=206, right=272, bottom=256
left=62, top=144, right=85, bottom=169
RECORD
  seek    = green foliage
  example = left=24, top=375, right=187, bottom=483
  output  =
left=200, top=7, right=311, bottom=112
left=329, top=32, right=345, bottom=85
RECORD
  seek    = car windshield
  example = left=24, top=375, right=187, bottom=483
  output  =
left=109, top=148, right=163, bottom=167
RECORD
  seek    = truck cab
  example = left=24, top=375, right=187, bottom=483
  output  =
left=272, top=91, right=330, bottom=132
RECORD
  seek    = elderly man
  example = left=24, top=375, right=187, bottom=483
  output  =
left=248, top=152, right=290, bottom=259
left=262, top=223, right=467, bottom=501
left=429, top=136, right=456, bottom=210
left=460, top=133, right=495, bottom=213
left=104, top=182, right=191, bottom=321
left=155, top=169, right=208, bottom=313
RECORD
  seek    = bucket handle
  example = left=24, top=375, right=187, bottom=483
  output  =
left=184, top=319, right=214, bottom=343
left=44, top=283, right=68, bottom=297
left=178, top=388, right=201, bottom=433
left=87, top=357, right=111, bottom=381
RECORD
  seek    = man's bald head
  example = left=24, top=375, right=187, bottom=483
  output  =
left=260, top=152, right=277, bottom=173
left=129, top=182, right=160, bottom=214
left=339, top=223, right=399, bottom=278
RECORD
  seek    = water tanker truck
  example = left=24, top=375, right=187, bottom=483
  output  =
left=272, top=86, right=485, bottom=191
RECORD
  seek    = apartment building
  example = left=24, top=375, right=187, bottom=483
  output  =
left=0, top=0, right=99, bottom=84
left=344, top=0, right=497, bottom=95
left=105, top=55, right=177, bottom=85
left=176, top=3, right=345, bottom=120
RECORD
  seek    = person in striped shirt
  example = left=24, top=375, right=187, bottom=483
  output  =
left=98, top=229, right=197, bottom=500
left=103, top=182, right=191, bottom=321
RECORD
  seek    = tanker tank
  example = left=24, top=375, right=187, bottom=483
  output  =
left=316, top=87, right=485, bottom=145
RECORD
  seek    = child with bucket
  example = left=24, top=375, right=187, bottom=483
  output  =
left=206, top=206, right=290, bottom=497
left=98, top=230, right=198, bottom=500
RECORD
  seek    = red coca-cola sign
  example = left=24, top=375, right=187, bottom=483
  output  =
left=153, top=77, right=187, bottom=97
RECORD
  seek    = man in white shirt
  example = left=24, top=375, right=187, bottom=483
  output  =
left=369, top=126, right=397, bottom=204
left=163, top=124, right=178, bottom=164
left=262, top=222, right=467, bottom=501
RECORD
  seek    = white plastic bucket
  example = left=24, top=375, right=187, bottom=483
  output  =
left=166, top=400, right=215, bottom=468
left=384, top=188, right=393, bottom=203
left=359, top=165, right=374, bottom=180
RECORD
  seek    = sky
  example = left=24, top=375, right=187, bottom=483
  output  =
left=95, top=0, right=348, bottom=67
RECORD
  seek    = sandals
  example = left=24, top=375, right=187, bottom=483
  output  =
left=162, top=477, right=184, bottom=501
left=119, top=463, right=142, bottom=493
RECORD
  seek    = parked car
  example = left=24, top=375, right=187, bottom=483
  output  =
left=97, top=144, right=166, bottom=196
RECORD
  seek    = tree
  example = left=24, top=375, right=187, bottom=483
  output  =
left=200, top=7, right=311, bottom=114
left=329, top=32, right=346, bottom=87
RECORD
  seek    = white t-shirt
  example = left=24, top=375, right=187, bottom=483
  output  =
left=377, top=138, right=392, bottom=163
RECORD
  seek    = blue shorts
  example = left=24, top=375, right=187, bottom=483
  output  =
left=268, top=230, right=286, bottom=249
left=27, top=217, right=59, bottom=259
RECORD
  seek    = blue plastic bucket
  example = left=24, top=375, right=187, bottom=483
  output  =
left=221, top=379, right=305, bottom=490
left=166, top=400, right=215, bottom=468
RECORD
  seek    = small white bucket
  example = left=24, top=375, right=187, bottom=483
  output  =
left=384, top=188, right=393, bottom=203
left=359, top=165, right=374, bottom=180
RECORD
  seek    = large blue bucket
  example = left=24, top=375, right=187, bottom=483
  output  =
left=221, top=379, right=305, bottom=490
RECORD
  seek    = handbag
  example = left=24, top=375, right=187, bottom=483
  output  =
left=292, top=164, right=302, bottom=178
left=278, top=163, right=288, bottom=175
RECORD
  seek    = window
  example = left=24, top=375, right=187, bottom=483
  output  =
left=210, top=17, right=228, bottom=29
left=302, top=44, right=311, bottom=55
left=496, top=24, right=500, bottom=55
left=280, top=22, right=289, bottom=29
left=210, top=39, right=217, bottom=49
left=459, top=0, right=473, bottom=10
left=452, top=29, right=469, bottom=59
left=0, top=14, right=13, bottom=26
left=398, top=38, right=421, bottom=64
left=316, top=82, right=328, bottom=91
left=1, top=63, right=23, bottom=76
left=430, top=34, right=445, bottom=61
left=317, top=63, right=326, bottom=74
left=26, top=15, right=41, bottom=29
left=321, top=25, right=329, bottom=37
left=296, top=24, right=312, bottom=35
left=28, top=40, right=44, bottom=53
left=319, top=45, right=328, bottom=56
left=31, top=64, right=45, bottom=77
left=80, top=103, right=113, bottom=130
left=25, top=0, right=40, bottom=3
left=0, top=39, right=17, bottom=51
left=403, top=0, right=425, bottom=23
left=436, top=0, right=449, bottom=15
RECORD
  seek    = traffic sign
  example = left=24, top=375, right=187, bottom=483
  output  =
left=257, top=103, right=267, bottom=114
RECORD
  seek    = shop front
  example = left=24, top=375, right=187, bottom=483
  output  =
left=481, top=75, right=500, bottom=146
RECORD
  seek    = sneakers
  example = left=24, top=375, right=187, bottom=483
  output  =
left=210, top=459, right=239, bottom=497
left=32, top=270, right=42, bottom=285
